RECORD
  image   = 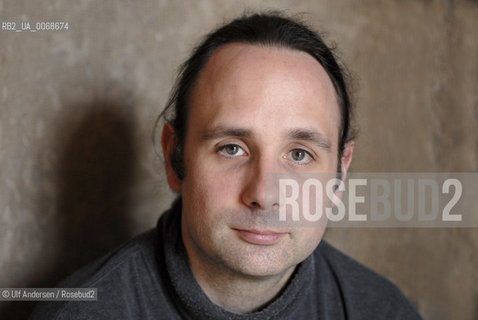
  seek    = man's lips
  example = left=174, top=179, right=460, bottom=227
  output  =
left=232, top=228, right=289, bottom=245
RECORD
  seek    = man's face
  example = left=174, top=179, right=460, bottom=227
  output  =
left=164, top=43, right=351, bottom=278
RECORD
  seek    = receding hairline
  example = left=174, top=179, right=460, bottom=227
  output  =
left=187, top=41, right=342, bottom=123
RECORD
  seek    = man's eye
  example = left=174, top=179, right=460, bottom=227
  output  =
left=289, top=149, right=314, bottom=164
left=218, top=144, right=246, bottom=157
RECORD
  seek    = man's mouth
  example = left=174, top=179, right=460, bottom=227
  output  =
left=232, top=228, right=289, bottom=245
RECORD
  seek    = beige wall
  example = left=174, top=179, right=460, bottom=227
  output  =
left=1, top=0, right=477, bottom=319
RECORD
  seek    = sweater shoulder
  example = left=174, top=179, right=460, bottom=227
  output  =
left=315, top=241, right=422, bottom=319
left=29, top=229, right=164, bottom=320
left=59, top=229, right=158, bottom=288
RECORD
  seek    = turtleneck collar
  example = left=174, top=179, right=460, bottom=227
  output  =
left=157, top=198, right=315, bottom=320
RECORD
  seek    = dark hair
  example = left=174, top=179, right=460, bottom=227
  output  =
left=157, top=12, right=355, bottom=179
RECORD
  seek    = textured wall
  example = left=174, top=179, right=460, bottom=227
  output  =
left=0, top=0, right=477, bottom=319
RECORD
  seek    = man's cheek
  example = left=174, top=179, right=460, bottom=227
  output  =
left=202, top=175, right=240, bottom=199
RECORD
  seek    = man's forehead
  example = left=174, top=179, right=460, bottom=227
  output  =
left=186, top=42, right=341, bottom=147
left=191, top=43, right=339, bottom=111
left=198, top=42, right=332, bottom=88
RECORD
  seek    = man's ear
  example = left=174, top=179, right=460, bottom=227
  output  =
left=161, top=123, right=182, bottom=192
left=340, top=140, right=354, bottom=181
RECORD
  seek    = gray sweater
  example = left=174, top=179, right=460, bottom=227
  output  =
left=30, top=200, right=422, bottom=319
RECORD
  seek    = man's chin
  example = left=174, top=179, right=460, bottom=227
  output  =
left=217, top=246, right=298, bottom=279
left=231, top=263, right=296, bottom=280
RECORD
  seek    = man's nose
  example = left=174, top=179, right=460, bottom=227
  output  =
left=240, top=154, right=280, bottom=211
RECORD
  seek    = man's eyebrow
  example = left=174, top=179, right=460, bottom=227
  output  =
left=201, top=127, right=253, bottom=140
left=287, top=128, right=332, bottom=151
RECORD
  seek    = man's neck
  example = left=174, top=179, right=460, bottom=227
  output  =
left=186, top=245, right=296, bottom=314
left=179, top=215, right=297, bottom=315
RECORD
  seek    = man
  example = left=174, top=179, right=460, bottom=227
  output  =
left=31, top=12, right=422, bottom=319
